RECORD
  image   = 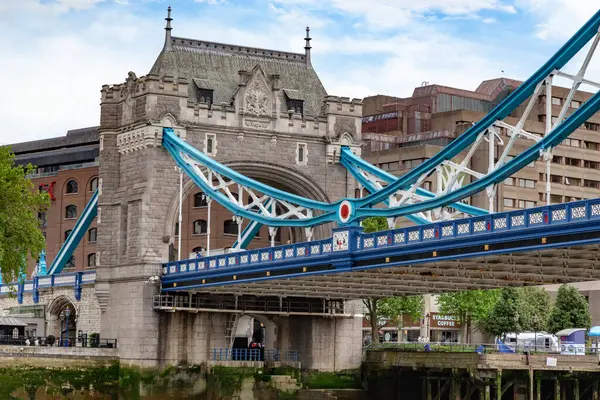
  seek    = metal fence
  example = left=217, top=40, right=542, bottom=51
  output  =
left=0, top=335, right=117, bottom=348
left=211, top=348, right=299, bottom=362
left=367, top=342, right=600, bottom=356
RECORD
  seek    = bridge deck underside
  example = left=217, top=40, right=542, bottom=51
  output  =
left=187, top=245, right=600, bottom=299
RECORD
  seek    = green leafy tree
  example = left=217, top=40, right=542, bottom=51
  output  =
left=547, top=284, right=592, bottom=333
left=379, top=296, right=424, bottom=339
left=0, top=146, right=49, bottom=282
left=361, top=216, right=389, bottom=233
left=481, top=288, right=521, bottom=339
left=437, top=289, right=500, bottom=343
left=363, top=296, right=424, bottom=345
left=518, top=286, right=551, bottom=332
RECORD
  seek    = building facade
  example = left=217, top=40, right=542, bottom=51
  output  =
left=361, top=78, right=600, bottom=328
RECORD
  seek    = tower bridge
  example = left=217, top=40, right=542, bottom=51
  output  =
left=3, top=7, right=600, bottom=371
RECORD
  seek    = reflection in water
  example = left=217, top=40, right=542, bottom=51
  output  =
left=12, top=387, right=210, bottom=399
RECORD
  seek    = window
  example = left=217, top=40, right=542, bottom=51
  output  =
left=223, top=220, right=239, bottom=235
left=194, top=192, right=208, bottom=208
left=87, top=253, right=96, bottom=268
left=12, top=328, right=18, bottom=339
left=354, top=188, right=363, bottom=198
left=88, top=228, right=97, bottom=243
left=65, top=205, right=77, bottom=219
left=198, top=89, right=213, bottom=107
left=538, top=173, right=546, bottom=182
left=518, top=179, right=536, bottom=189
left=550, top=175, right=562, bottom=184
left=287, top=99, right=304, bottom=114
left=563, top=138, right=580, bottom=148
left=565, top=157, right=581, bottom=167
left=584, top=160, right=600, bottom=169
left=551, top=116, right=558, bottom=124
left=584, top=141, right=600, bottom=150
left=296, top=143, right=307, bottom=165
left=503, top=198, right=515, bottom=208
left=65, top=255, right=76, bottom=270
left=504, top=177, right=515, bottom=186
left=552, top=156, right=563, bottom=164
left=422, top=181, right=432, bottom=191
left=551, top=97, right=562, bottom=105
left=571, top=100, right=581, bottom=109
left=193, top=219, right=207, bottom=235
left=64, top=230, right=72, bottom=241
left=66, top=180, right=78, bottom=194
left=565, top=177, right=581, bottom=186
left=38, top=212, right=47, bottom=229
left=174, top=222, right=179, bottom=237
left=550, top=194, right=563, bottom=204
left=205, top=133, right=216, bottom=155
left=585, top=122, right=600, bottom=131
left=518, top=200, right=536, bottom=209
left=90, top=177, right=98, bottom=192
left=584, top=179, right=600, bottom=189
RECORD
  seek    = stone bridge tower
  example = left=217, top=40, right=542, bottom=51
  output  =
left=96, top=8, right=362, bottom=366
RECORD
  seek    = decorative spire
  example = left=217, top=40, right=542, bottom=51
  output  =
left=304, top=26, right=312, bottom=67
left=164, top=6, right=173, bottom=51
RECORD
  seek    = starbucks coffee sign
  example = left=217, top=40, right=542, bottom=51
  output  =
left=430, top=313, right=460, bottom=329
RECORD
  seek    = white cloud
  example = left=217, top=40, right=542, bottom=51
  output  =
left=0, top=0, right=593, bottom=145
left=517, top=0, right=599, bottom=40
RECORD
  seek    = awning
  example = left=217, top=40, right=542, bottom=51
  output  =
left=0, top=316, right=27, bottom=327
left=555, top=328, right=587, bottom=337
left=589, top=326, right=600, bottom=337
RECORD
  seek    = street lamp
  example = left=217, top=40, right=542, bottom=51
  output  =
left=532, top=315, right=539, bottom=353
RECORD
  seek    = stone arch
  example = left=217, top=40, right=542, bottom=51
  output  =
left=160, top=113, right=177, bottom=128
left=339, top=132, right=353, bottom=147
left=232, top=314, right=278, bottom=350
left=46, top=295, right=78, bottom=346
left=163, top=161, right=333, bottom=261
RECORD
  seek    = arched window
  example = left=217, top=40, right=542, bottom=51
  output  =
left=64, top=230, right=72, bottom=241
left=12, top=328, right=18, bottom=339
left=89, top=177, right=98, bottom=192
left=174, top=222, right=179, bottom=237
left=65, top=205, right=77, bottom=219
left=193, top=219, right=207, bottom=234
left=65, top=255, right=76, bottom=270
left=87, top=253, right=96, bottom=268
left=88, top=228, right=97, bottom=243
left=223, top=220, right=239, bottom=235
left=194, top=192, right=208, bottom=207
left=66, top=180, right=78, bottom=194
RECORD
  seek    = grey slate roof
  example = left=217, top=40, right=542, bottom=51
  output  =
left=149, top=37, right=328, bottom=116
left=10, top=126, right=99, bottom=155
left=0, top=316, right=27, bottom=327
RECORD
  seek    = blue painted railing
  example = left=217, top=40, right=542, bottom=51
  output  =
left=162, top=198, right=600, bottom=279
left=163, top=238, right=332, bottom=276
left=211, top=348, right=299, bottom=362
left=0, top=271, right=96, bottom=304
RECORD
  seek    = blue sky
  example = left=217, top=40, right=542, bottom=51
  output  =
left=0, top=0, right=598, bottom=143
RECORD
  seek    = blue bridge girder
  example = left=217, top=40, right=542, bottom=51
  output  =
left=161, top=198, right=600, bottom=298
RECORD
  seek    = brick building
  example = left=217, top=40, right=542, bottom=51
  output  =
left=9, top=128, right=295, bottom=277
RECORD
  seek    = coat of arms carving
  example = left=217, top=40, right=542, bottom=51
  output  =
left=244, top=78, right=270, bottom=118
